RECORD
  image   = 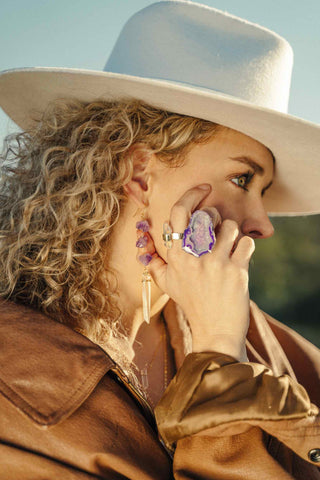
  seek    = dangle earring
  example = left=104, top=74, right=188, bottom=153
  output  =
left=136, top=209, right=152, bottom=324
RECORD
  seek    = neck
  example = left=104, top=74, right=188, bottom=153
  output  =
left=106, top=200, right=169, bottom=347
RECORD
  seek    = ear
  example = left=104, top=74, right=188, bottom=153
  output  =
left=123, top=143, right=153, bottom=208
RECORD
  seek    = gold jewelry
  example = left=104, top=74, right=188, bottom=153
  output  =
left=163, top=313, right=168, bottom=391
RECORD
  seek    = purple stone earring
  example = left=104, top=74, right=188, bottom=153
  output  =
left=136, top=211, right=152, bottom=324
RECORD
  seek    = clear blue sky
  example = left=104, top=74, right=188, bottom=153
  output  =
left=1, top=0, right=319, bottom=144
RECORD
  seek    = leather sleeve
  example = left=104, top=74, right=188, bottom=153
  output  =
left=0, top=443, right=94, bottom=480
left=155, top=352, right=320, bottom=480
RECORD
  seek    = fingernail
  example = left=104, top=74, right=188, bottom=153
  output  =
left=198, top=184, right=211, bottom=190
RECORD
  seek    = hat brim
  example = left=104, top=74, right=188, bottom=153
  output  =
left=1, top=67, right=320, bottom=216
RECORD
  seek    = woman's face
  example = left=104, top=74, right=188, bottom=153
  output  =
left=147, top=127, right=275, bottom=260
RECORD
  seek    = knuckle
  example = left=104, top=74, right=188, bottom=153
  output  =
left=241, top=271, right=249, bottom=286
left=171, top=202, right=187, bottom=220
left=211, top=255, right=224, bottom=269
left=239, top=266, right=249, bottom=279
left=232, top=264, right=248, bottom=281
left=224, top=261, right=237, bottom=275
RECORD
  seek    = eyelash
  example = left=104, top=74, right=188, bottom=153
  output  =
left=230, top=170, right=254, bottom=191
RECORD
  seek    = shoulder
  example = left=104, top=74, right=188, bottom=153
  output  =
left=0, top=299, right=113, bottom=426
left=0, top=300, right=172, bottom=478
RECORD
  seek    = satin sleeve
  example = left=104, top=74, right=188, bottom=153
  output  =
left=155, top=352, right=320, bottom=480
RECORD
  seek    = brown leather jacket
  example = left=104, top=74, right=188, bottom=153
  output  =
left=0, top=298, right=319, bottom=479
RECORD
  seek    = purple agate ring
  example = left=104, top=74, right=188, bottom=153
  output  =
left=163, top=210, right=215, bottom=257
left=182, top=210, right=215, bottom=257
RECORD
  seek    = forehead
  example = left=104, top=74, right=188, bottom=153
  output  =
left=212, top=127, right=275, bottom=172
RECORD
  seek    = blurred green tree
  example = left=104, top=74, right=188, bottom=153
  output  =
left=249, top=215, right=320, bottom=347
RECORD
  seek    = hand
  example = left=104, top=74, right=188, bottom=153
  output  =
left=147, top=184, right=255, bottom=362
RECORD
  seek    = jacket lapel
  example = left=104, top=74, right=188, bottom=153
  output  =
left=0, top=299, right=114, bottom=426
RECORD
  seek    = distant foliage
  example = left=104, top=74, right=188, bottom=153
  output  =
left=249, top=215, right=320, bottom=347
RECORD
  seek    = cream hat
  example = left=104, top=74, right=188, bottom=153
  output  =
left=0, top=0, right=319, bottom=215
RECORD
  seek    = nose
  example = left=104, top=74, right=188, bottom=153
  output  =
left=241, top=201, right=274, bottom=240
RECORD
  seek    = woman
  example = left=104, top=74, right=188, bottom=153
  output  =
left=0, top=1, right=320, bottom=479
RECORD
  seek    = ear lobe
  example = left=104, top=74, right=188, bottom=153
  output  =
left=123, top=143, right=152, bottom=208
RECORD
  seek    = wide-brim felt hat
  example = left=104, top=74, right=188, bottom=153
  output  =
left=1, top=0, right=320, bottom=216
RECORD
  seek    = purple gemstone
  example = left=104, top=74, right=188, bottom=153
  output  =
left=138, top=253, right=153, bottom=266
left=136, top=235, right=148, bottom=248
left=182, top=210, right=215, bottom=257
left=136, top=220, right=150, bottom=232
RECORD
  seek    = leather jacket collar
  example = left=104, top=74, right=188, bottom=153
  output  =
left=0, top=299, right=114, bottom=427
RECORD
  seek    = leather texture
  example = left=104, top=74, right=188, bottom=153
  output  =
left=0, top=298, right=319, bottom=479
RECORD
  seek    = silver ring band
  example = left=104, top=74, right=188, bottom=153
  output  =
left=162, top=232, right=184, bottom=242
left=172, top=232, right=184, bottom=239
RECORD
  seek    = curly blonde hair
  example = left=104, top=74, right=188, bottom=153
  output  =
left=0, top=98, right=222, bottom=375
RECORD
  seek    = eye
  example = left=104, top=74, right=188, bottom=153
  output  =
left=230, top=171, right=254, bottom=191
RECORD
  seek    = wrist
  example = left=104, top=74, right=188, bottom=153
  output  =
left=192, top=334, right=248, bottom=362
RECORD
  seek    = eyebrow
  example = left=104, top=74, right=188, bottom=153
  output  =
left=230, top=155, right=273, bottom=194
left=230, top=155, right=265, bottom=175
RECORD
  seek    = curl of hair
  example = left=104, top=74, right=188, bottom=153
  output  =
left=0, top=98, right=222, bottom=378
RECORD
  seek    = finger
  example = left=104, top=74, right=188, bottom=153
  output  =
left=213, top=219, right=239, bottom=259
left=147, top=251, right=168, bottom=292
left=170, top=184, right=212, bottom=230
left=231, top=235, right=255, bottom=269
left=200, top=206, right=222, bottom=230
left=168, top=184, right=212, bottom=253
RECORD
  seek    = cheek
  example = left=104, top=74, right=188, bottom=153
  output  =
left=200, top=186, right=245, bottom=224
left=147, top=173, right=242, bottom=257
left=147, top=174, right=199, bottom=260
left=149, top=169, right=193, bottom=217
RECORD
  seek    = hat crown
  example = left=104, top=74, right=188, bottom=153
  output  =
left=105, top=0, right=293, bottom=113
